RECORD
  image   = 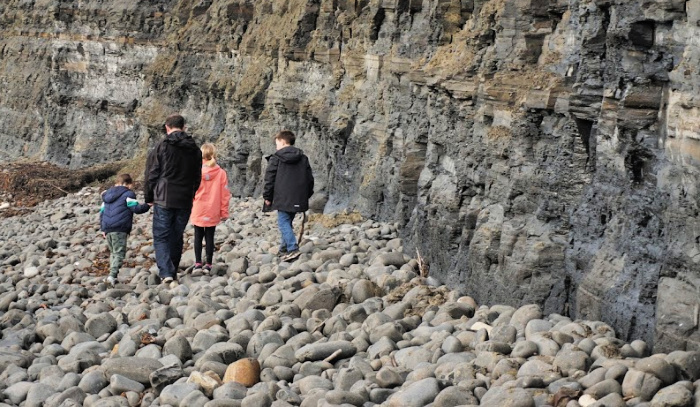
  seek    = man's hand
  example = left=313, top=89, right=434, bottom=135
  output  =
left=265, top=200, right=271, bottom=206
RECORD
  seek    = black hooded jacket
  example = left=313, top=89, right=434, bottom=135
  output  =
left=263, top=146, right=314, bottom=213
left=144, top=131, right=202, bottom=209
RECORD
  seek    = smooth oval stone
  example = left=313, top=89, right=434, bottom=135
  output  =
left=294, top=341, right=356, bottom=362
left=102, top=357, right=163, bottom=384
left=385, top=377, right=440, bottom=407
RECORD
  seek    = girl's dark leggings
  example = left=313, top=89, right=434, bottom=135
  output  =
left=194, top=225, right=216, bottom=264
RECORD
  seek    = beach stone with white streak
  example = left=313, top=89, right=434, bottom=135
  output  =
left=294, top=341, right=356, bottom=362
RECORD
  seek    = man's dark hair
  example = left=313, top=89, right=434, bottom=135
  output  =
left=165, top=114, right=186, bottom=130
left=117, top=173, right=133, bottom=185
left=275, top=130, right=296, bottom=145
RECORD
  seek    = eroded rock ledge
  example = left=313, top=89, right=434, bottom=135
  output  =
left=0, top=0, right=699, bottom=351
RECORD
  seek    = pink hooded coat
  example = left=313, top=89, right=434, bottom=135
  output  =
left=190, top=160, right=231, bottom=227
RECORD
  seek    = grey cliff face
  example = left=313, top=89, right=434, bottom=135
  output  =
left=0, top=0, right=699, bottom=351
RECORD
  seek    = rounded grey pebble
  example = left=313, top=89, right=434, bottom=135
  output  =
left=511, top=340, right=538, bottom=358
left=79, top=370, right=108, bottom=394
left=241, top=392, right=272, bottom=407
left=584, top=379, right=622, bottom=399
left=636, top=356, right=676, bottom=385
left=324, top=389, right=366, bottom=406
left=433, top=386, right=479, bottom=406
left=182, top=389, right=211, bottom=407
left=474, top=386, right=487, bottom=400
left=649, top=382, right=694, bottom=406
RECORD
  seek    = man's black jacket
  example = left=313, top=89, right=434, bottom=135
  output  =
left=263, top=146, right=314, bottom=213
left=144, top=131, right=202, bottom=209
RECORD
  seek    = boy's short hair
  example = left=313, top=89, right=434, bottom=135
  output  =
left=116, top=174, right=133, bottom=185
left=275, top=130, right=296, bottom=146
left=165, top=114, right=186, bottom=130
left=201, top=143, right=217, bottom=161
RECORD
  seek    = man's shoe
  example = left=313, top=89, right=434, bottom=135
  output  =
left=193, top=263, right=203, bottom=271
left=162, top=277, right=174, bottom=284
left=105, top=276, right=116, bottom=286
left=277, top=248, right=288, bottom=257
left=281, top=250, right=301, bottom=262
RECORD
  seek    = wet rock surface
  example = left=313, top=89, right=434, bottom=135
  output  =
left=0, top=189, right=699, bottom=406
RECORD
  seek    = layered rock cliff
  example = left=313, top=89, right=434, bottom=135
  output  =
left=1, top=0, right=699, bottom=351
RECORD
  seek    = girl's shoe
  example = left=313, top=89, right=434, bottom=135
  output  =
left=193, top=263, right=203, bottom=271
left=203, top=264, right=212, bottom=274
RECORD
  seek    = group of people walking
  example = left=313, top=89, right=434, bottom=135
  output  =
left=99, top=114, right=314, bottom=285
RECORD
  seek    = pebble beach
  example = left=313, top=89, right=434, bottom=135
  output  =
left=0, top=188, right=698, bottom=407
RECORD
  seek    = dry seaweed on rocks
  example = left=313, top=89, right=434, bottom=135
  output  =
left=385, top=280, right=450, bottom=318
left=0, top=161, right=123, bottom=216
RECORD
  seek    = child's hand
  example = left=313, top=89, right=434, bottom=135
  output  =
left=102, top=232, right=106, bottom=238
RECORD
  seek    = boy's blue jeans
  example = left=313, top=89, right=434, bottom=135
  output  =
left=152, top=205, right=190, bottom=279
left=277, top=211, right=298, bottom=252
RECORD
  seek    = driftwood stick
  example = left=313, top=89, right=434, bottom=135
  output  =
left=416, top=248, right=429, bottom=278
left=323, top=349, right=343, bottom=363
left=312, top=319, right=326, bottom=334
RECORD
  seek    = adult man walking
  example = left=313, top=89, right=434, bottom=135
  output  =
left=263, top=130, right=314, bottom=262
left=144, top=114, right=202, bottom=283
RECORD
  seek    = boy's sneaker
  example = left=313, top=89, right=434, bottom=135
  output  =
left=203, top=264, right=212, bottom=274
left=193, top=263, right=203, bottom=271
left=277, top=248, right=288, bottom=257
left=105, top=276, right=116, bottom=286
left=162, top=277, right=174, bottom=284
left=281, top=250, right=301, bottom=262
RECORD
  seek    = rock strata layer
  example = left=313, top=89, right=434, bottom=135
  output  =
left=1, top=1, right=700, bottom=350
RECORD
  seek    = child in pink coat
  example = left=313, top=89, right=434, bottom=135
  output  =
left=190, top=143, right=231, bottom=273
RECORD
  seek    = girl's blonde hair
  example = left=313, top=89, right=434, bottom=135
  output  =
left=201, top=143, right=216, bottom=161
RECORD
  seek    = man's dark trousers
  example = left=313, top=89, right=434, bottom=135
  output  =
left=153, top=205, right=190, bottom=279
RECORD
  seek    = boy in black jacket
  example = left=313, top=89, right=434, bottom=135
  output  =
left=100, top=174, right=150, bottom=285
left=263, top=130, right=314, bottom=262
